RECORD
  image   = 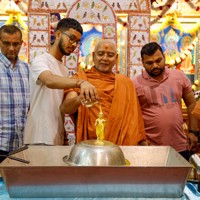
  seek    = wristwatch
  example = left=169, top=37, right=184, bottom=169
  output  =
left=189, top=130, right=200, bottom=137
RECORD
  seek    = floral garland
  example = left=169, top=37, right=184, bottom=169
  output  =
left=174, top=40, right=196, bottom=66
left=13, top=0, right=27, bottom=15
left=192, top=80, right=199, bottom=92
left=151, top=0, right=175, bottom=25
left=151, top=11, right=200, bottom=36
left=185, top=0, right=200, bottom=11
left=192, top=80, right=200, bottom=98
left=151, top=0, right=174, bottom=11
left=151, top=0, right=200, bottom=25
left=151, top=12, right=183, bottom=34
left=5, top=13, right=27, bottom=31
left=117, top=17, right=129, bottom=27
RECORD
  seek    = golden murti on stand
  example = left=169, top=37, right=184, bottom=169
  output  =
left=93, top=103, right=130, bottom=165
left=95, top=104, right=107, bottom=143
left=64, top=100, right=127, bottom=166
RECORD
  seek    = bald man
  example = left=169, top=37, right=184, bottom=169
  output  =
left=61, top=39, right=147, bottom=146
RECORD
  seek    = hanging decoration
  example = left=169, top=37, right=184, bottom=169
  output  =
left=151, top=0, right=200, bottom=25
left=117, top=17, right=128, bottom=27
left=5, top=1, right=27, bottom=30
left=13, top=0, right=27, bottom=14
left=151, top=0, right=176, bottom=11
left=185, top=0, right=200, bottom=11
left=174, top=40, right=196, bottom=66
left=150, top=0, right=175, bottom=25
left=192, top=79, right=199, bottom=90
left=192, top=80, right=200, bottom=101
left=5, top=13, right=27, bottom=31
left=151, top=11, right=183, bottom=34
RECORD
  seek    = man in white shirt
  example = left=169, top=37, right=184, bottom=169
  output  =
left=24, top=18, right=98, bottom=145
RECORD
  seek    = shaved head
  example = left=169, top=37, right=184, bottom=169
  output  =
left=94, top=39, right=117, bottom=53
left=92, top=39, right=118, bottom=73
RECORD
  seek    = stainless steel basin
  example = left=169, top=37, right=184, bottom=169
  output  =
left=0, top=145, right=191, bottom=198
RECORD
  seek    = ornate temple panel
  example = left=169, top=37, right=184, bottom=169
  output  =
left=27, top=0, right=151, bottom=77
left=29, top=15, right=49, bottom=30
left=28, top=0, right=68, bottom=12
left=128, top=13, right=150, bottom=77
left=28, top=13, right=50, bottom=61
left=66, top=0, right=117, bottom=73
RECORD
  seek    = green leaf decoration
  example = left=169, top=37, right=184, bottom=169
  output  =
left=76, top=3, right=80, bottom=10
left=103, top=5, right=107, bottom=12
left=91, top=1, right=95, bottom=9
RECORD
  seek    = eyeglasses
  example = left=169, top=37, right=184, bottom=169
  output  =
left=61, top=31, right=82, bottom=46
left=1, top=41, right=21, bottom=48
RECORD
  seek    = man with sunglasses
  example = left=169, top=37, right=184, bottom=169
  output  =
left=24, top=18, right=98, bottom=146
left=0, top=25, right=29, bottom=162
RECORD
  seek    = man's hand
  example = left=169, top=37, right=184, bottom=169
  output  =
left=188, top=132, right=199, bottom=152
left=79, top=80, right=98, bottom=102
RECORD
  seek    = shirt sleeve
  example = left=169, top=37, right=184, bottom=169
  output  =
left=30, top=56, right=52, bottom=83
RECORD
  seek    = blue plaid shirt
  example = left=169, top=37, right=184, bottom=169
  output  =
left=0, top=53, right=30, bottom=152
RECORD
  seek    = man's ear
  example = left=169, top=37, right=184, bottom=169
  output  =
left=55, top=30, right=61, bottom=40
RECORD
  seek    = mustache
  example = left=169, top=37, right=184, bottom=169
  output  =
left=151, top=67, right=162, bottom=71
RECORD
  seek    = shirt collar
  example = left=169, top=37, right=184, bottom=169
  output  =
left=0, top=53, right=19, bottom=68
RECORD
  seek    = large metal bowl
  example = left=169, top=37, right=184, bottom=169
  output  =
left=63, top=140, right=126, bottom=166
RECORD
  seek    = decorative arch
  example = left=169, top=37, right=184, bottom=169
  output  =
left=27, top=0, right=151, bottom=77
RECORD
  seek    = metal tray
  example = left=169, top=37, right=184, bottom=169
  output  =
left=0, top=145, right=191, bottom=198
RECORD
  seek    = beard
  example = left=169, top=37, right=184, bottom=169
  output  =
left=58, top=38, right=71, bottom=56
left=6, top=53, right=18, bottom=63
left=147, top=67, right=164, bottom=77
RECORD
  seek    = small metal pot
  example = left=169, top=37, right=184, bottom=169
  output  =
left=63, top=140, right=126, bottom=166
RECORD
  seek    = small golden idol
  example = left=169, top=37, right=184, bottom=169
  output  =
left=95, top=104, right=107, bottom=141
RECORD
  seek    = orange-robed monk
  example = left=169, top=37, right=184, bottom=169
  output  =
left=60, top=39, right=147, bottom=145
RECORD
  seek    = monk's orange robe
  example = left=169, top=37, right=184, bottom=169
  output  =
left=71, top=66, right=146, bottom=145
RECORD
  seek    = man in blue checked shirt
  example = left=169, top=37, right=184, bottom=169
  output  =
left=0, top=25, right=30, bottom=162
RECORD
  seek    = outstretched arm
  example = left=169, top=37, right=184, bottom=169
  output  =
left=39, top=70, right=98, bottom=101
